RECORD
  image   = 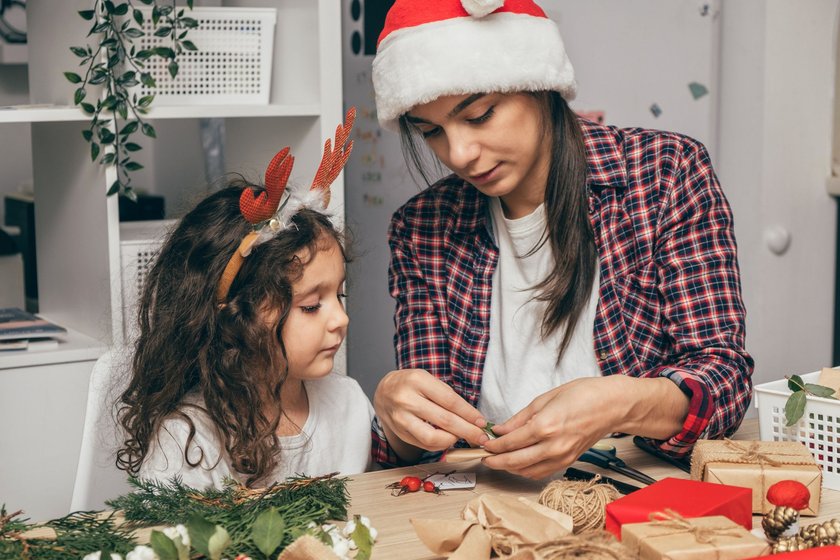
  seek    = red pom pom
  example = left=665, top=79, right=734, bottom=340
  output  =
left=767, top=480, right=811, bottom=510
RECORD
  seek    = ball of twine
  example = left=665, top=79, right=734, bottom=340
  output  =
left=538, top=476, right=621, bottom=534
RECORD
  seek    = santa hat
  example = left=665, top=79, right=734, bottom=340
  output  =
left=372, top=0, right=577, bottom=131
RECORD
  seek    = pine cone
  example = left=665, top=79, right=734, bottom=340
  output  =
left=772, top=534, right=812, bottom=553
left=762, top=506, right=799, bottom=540
left=799, top=519, right=840, bottom=547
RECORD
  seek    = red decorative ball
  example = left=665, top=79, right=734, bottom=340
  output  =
left=767, top=480, right=811, bottom=510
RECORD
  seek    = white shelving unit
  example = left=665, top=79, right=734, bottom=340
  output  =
left=0, top=0, right=345, bottom=521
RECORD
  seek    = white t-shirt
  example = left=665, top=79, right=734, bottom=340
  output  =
left=139, top=373, right=374, bottom=489
left=478, top=197, right=601, bottom=423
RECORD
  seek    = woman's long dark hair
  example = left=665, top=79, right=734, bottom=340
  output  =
left=116, top=183, right=346, bottom=486
left=398, top=91, right=596, bottom=362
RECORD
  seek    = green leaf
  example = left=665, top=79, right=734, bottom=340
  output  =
left=805, top=383, right=836, bottom=398
left=90, top=142, right=100, bottom=162
left=158, top=5, right=174, bottom=17
left=785, top=390, right=807, bottom=427
left=124, top=27, right=144, bottom=39
left=101, top=152, right=116, bottom=165
left=251, top=508, right=286, bottom=557
left=154, top=26, right=173, bottom=37
left=125, top=142, right=142, bottom=152
left=207, top=526, right=231, bottom=560
left=64, top=72, right=83, bottom=84
left=787, top=375, right=806, bottom=393
left=124, top=161, right=144, bottom=171
left=99, top=129, right=116, bottom=145
left=120, top=121, right=139, bottom=135
left=152, top=6, right=161, bottom=25
left=153, top=46, right=175, bottom=59
left=142, top=122, right=157, bottom=138
left=107, top=179, right=121, bottom=196
left=133, top=8, right=144, bottom=25
left=82, top=129, right=94, bottom=141
left=78, top=9, right=95, bottom=21
left=123, top=186, right=138, bottom=202
left=186, top=515, right=216, bottom=557
left=181, top=40, right=197, bottom=51
left=168, top=60, right=179, bottom=79
left=180, top=17, right=198, bottom=28
left=113, top=3, right=129, bottom=16
left=92, top=22, right=110, bottom=34
left=81, top=102, right=96, bottom=115
left=70, top=46, right=88, bottom=58
left=117, top=101, right=128, bottom=120
left=140, top=73, right=155, bottom=88
left=187, top=0, right=194, bottom=9
left=74, top=88, right=86, bottom=105
left=351, top=515, right=375, bottom=560
left=150, top=530, right=179, bottom=560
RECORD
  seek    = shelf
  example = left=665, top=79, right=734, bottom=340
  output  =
left=0, top=103, right=322, bottom=124
left=0, top=324, right=106, bottom=370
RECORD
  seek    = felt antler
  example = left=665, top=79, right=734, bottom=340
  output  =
left=311, top=108, right=356, bottom=206
left=239, top=147, right=295, bottom=224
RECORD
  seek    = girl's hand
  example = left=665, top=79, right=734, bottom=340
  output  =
left=481, top=376, right=689, bottom=479
left=374, top=368, right=489, bottom=461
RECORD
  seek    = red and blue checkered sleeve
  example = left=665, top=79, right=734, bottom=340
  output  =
left=371, top=203, right=453, bottom=467
left=650, top=139, right=754, bottom=456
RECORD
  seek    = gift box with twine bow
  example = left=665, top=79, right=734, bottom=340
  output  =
left=621, top=510, right=769, bottom=560
left=690, top=439, right=822, bottom=515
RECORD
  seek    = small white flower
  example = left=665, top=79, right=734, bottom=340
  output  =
left=83, top=553, right=101, bottom=560
left=329, top=535, right=351, bottom=559
left=163, top=524, right=190, bottom=547
left=125, top=545, right=159, bottom=560
left=342, top=518, right=356, bottom=537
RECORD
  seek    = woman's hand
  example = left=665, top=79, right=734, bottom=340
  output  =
left=374, top=368, right=489, bottom=462
left=481, top=376, right=689, bottom=479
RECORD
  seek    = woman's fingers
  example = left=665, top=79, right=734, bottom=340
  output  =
left=374, top=368, right=488, bottom=450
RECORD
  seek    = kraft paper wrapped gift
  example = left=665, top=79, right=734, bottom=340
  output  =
left=690, top=439, right=821, bottom=516
left=621, top=511, right=769, bottom=560
left=604, top=477, right=752, bottom=539
left=743, top=545, right=840, bottom=559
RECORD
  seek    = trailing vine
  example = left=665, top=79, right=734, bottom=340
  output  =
left=64, top=0, right=197, bottom=200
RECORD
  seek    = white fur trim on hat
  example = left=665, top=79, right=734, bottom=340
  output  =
left=461, top=0, right=504, bottom=18
left=373, top=12, right=576, bottom=131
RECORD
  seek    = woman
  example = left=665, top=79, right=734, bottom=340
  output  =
left=370, top=0, right=753, bottom=479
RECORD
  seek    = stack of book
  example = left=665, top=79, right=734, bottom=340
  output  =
left=0, top=307, right=67, bottom=352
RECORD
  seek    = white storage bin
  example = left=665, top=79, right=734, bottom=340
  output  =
left=120, top=220, right=175, bottom=338
left=134, top=7, right=277, bottom=105
left=755, top=370, right=840, bottom=489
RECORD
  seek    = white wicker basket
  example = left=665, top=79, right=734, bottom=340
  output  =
left=755, top=370, right=840, bottom=489
left=119, top=220, right=175, bottom=338
left=134, top=7, right=276, bottom=105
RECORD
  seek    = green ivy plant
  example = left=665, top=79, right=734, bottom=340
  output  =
left=64, top=0, right=197, bottom=200
left=784, top=374, right=837, bottom=426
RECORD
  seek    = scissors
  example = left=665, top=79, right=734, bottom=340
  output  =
left=577, top=442, right=657, bottom=485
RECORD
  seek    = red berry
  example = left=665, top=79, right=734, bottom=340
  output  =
left=402, top=476, right=422, bottom=492
left=423, top=481, right=436, bottom=493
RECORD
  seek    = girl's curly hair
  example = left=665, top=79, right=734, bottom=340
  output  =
left=116, top=183, right=346, bottom=486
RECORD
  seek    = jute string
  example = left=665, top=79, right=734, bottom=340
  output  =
left=538, top=476, right=620, bottom=533
left=507, top=530, right=632, bottom=559
left=645, top=509, right=744, bottom=544
left=723, top=438, right=782, bottom=511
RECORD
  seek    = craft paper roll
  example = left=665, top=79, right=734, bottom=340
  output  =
left=444, top=448, right=494, bottom=462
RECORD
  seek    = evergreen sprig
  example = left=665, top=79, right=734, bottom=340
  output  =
left=784, top=374, right=838, bottom=426
left=1, top=474, right=352, bottom=560
left=107, top=475, right=350, bottom=558
left=64, top=0, right=198, bottom=200
left=0, top=507, right=137, bottom=559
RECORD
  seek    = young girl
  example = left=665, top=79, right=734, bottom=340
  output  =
left=117, top=110, right=374, bottom=489
left=370, top=0, right=753, bottom=478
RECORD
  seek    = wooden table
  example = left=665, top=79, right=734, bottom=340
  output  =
left=346, top=420, right=840, bottom=559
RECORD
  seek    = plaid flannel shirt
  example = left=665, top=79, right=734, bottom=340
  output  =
left=372, top=119, right=754, bottom=467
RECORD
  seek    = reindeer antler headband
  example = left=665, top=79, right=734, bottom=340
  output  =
left=216, top=108, right=356, bottom=303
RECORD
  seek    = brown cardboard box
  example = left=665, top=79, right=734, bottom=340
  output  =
left=621, top=513, right=769, bottom=559
left=691, top=440, right=821, bottom=515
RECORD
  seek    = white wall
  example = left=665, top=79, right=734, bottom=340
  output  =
left=718, top=0, right=839, bottom=391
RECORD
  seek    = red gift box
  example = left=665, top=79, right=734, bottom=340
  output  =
left=604, top=477, right=752, bottom=539
left=743, top=546, right=840, bottom=559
